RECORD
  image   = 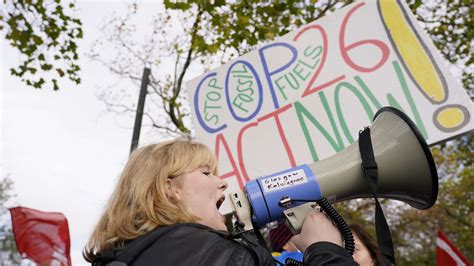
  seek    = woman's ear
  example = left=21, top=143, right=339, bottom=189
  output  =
left=165, top=179, right=181, bottom=202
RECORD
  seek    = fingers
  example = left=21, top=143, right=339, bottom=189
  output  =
left=292, top=210, right=343, bottom=252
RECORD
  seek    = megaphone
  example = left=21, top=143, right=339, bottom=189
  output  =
left=230, top=107, right=438, bottom=232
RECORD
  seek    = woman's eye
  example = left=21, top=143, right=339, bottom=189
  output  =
left=203, top=172, right=211, bottom=176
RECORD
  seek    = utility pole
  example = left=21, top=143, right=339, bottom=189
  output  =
left=130, top=67, right=151, bottom=154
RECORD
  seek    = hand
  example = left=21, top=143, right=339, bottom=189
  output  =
left=291, top=210, right=343, bottom=252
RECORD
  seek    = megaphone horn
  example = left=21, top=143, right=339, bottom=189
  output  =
left=314, top=106, right=438, bottom=209
left=230, top=107, right=438, bottom=231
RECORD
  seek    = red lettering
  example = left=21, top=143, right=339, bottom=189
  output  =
left=258, top=104, right=296, bottom=168
left=339, top=2, right=389, bottom=72
left=294, top=25, right=345, bottom=97
left=215, top=133, right=246, bottom=189
left=236, top=122, right=258, bottom=183
left=237, top=104, right=296, bottom=181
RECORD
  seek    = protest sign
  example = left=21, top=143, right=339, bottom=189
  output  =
left=187, top=1, right=473, bottom=201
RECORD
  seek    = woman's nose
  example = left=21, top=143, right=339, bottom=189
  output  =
left=217, top=177, right=228, bottom=190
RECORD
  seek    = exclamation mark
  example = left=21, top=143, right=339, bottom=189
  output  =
left=378, top=0, right=470, bottom=133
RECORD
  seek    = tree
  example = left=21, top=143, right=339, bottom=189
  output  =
left=0, top=0, right=83, bottom=90
left=89, top=0, right=352, bottom=137
left=0, top=175, right=22, bottom=264
left=406, top=0, right=474, bottom=92
left=92, top=0, right=472, bottom=137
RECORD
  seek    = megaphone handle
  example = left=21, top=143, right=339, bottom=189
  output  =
left=316, top=198, right=355, bottom=255
left=282, top=199, right=355, bottom=255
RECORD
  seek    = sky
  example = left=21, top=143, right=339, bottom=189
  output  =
left=1, top=1, right=167, bottom=264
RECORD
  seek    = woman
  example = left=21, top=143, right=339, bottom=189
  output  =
left=350, top=224, right=384, bottom=266
left=84, top=139, right=356, bottom=265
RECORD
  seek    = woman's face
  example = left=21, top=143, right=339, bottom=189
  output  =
left=353, top=232, right=374, bottom=266
left=170, top=165, right=228, bottom=230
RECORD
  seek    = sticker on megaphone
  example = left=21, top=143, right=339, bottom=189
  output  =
left=230, top=164, right=322, bottom=231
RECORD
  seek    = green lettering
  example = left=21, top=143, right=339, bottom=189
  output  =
left=237, top=79, right=254, bottom=95
left=354, top=76, right=382, bottom=109
left=335, top=82, right=374, bottom=144
left=292, top=62, right=311, bottom=81
left=206, top=91, right=221, bottom=101
left=284, top=72, right=300, bottom=90
left=298, top=57, right=320, bottom=69
left=232, top=97, right=249, bottom=113
left=304, top=45, right=322, bottom=59
left=233, top=73, right=253, bottom=79
left=237, top=93, right=253, bottom=103
left=204, top=113, right=219, bottom=124
left=208, top=78, right=222, bottom=90
left=274, top=76, right=288, bottom=100
left=203, top=100, right=221, bottom=125
left=391, top=61, right=427, bottom=138
left=294, top=95, right=344, bottom=162
left=354, top=61, right=427, bottom=138
left=231, top=64, right=248, bottom=74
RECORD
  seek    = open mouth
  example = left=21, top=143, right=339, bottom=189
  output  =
left=216, top=196, right=225, bottom=210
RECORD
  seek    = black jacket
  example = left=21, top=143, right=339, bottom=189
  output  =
left=93, top=223, right=356, bottom=266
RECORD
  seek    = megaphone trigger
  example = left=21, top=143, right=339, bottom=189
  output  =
left=282, top=202, right=318, bottom=234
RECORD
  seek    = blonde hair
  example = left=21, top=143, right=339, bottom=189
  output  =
left=83, top=139, right=217, bottom=261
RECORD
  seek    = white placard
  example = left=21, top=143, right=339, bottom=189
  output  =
left=187, top=1, right=474, bottom=196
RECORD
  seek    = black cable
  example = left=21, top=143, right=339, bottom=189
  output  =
left=274, top=258, right=285, bottom=266
left=285, top=257, right=303, bottom=266
left=281, top=197, right=355, bottom=255
left=316, top=197, right=355, bottom=255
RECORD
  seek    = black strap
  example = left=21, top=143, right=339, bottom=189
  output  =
left=359, top=128, right=395, bottom=266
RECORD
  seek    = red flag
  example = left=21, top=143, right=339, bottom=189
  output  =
left=9, top=207, right=71, bottom=266
left=437, top=229, right=470, bottom=266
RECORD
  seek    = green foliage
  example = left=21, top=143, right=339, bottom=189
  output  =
left=0, top=176, right=22, bottom=264
left=147, top=0, right=351, bottom=134
left=0, top=178, right=14, bottom=214
left=407, top=0, right=473, bottom=93
left=0, top=0, right=83, bottom=90
left=164, top=0, right=352, bottom=56
left=0, top=223, right=22, bottom=264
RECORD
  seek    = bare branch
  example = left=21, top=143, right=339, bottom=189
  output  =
left=172, top=7, right=203, bottom=100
